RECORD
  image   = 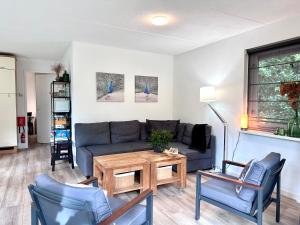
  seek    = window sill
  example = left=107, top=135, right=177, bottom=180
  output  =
left=240, top=130, right=300, bottom=142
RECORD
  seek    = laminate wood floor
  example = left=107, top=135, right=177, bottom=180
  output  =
left=0, top=142, right=299, bottom=225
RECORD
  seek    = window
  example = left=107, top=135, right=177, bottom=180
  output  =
left=247, top=41, right=300, bottom=132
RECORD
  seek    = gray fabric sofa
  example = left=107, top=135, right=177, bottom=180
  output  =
left=75, top=120, right=215, bottom=177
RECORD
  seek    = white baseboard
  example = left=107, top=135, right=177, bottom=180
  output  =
left=281, top=189, right=300, bottom=203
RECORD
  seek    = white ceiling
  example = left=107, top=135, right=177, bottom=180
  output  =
left=0, top=0, right=300, bottom=60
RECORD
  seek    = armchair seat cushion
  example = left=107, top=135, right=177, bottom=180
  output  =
left=201, top=178, right=252, bottom=214
left=107, top=197, right=146, bottom=225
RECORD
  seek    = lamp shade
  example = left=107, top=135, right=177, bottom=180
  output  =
left=200, top=86, right=216, bottom=102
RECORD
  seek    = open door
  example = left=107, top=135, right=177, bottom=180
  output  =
left=35, top=73, right=55, bottom=143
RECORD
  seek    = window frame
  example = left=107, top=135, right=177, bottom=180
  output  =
left=246, top=38, right=300, bottom=132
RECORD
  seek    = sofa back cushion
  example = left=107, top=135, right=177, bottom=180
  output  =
left=35, top=174, right=112, bottom=223
left=146, top=119, right=179, bottom=139
left=176, top=123, right=186, bottom=142
left=140, top=122, right=148, bottom=141
left=110, top=120, right=140, bottom=144
left=182, top=123, right=212, bottom=148
left=75, top=122, right=110, bottom=147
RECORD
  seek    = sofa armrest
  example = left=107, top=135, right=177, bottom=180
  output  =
left=99, top=189, right=153, bottom=225
left=76, top=147, right=93, bottom=177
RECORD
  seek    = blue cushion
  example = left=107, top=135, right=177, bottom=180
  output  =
left=75, top=122, right=111, bottom=147
left=110, top=120, right=140, bottom=144
left=35, top=174, right=112, bottom=223
left=237, top=152, right=281, bottom=202
left=201, top=179, right=253, bottom=214
left=107, top=197, right=146, bottom=225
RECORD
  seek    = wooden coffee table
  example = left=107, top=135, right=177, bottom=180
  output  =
left=93, top=150, right=187, bottom=196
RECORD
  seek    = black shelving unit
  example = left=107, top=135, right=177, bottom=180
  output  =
left=50, top=81, right=74, bottom=171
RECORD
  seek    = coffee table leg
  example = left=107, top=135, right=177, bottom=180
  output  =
left=141, top=163, right=150, bottom=193
left=93, top=162, right=101, bottom=187
left=104, top=169, right=114, bottom=196
left=151, top=163, right=158, bottom=195
left=177, top=159, right=187, bottom=189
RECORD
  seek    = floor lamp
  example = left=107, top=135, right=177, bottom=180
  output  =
left=200, top=86, right=228, bottom=162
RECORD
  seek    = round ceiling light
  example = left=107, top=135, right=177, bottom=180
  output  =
left=151, top=15, right=169, bottom=26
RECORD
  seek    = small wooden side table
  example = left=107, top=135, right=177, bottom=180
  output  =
left=135, top=151, right=187, bottom=194
left=93, top=153, right=150, bottom=196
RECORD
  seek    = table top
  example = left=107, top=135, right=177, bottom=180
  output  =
left=93, top=150, right=186, bottom=169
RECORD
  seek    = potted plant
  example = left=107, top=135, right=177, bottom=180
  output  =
left=150, top=130, right=172, bottom=153
left=280, top=81, right=300, bottom=137
left=51, top=63, right=64, bottom=81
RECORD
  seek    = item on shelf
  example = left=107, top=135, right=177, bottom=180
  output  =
left=54, top=99, right=70, bottom=112
left=280, top=82, right=300, bottom=137
left=51, top=63, right=64, bottom=81
left=62, top=70, right=70, bottom=82
left=164, top=147, right=179, bottom=156
left=274, top=127, right=286, bottom=136
left=54, top=115, right=69, bottom=129
left=50, top=129, right=70, bottom=143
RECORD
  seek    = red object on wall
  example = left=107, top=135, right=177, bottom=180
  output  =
left=17, top=117, right=26, bottom=127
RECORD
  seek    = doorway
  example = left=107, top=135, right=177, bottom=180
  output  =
left=26, top=73, right=55, bottom=145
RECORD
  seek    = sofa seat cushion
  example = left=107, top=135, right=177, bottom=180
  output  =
left=86, top=141, right=152, bottom=156
left=201, top=178, right=253, bottom=214
left=169, top=142, right=212, bottom=160
left=110, top=120, right=140, bottom=144
left=35, top=174, right=112, bottom=223
left=107, top=197, right=146, bottom=225
left=75, top=122, right=111, bottom=147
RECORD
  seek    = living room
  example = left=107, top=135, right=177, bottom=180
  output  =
left=1, top=1, right=300, bottom=225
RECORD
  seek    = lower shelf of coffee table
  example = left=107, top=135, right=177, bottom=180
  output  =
left=113, top=182, right=142, bottom=195
left=157, top=174, right=180, bottom=186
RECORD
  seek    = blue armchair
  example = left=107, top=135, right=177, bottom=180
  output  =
left=195, top=152, right=285, bottom=225
left=28, top=175, right=153, bottom=225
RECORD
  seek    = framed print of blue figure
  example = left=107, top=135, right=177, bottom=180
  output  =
left=96, top=72, right=124, bottom=102
left=135, top=75, right=158, bottom=102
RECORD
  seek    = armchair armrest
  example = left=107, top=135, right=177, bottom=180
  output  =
left=198, top=170, right=261, bottom=190
left=99, top=189, right=153, bottom=225
left=222, top=160, right=246, bottom=174
left=78, top=176, right=98, bottom=187
left=223, top=160, right=246, bottom=168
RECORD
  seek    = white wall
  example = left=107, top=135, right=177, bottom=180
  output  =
left=16, top=58, right=56, bottom=148
left=26, top=72, right=36, bottom=116
left=174, top=15, right=300, bottom=202
left=71, top=42, right=173, bottom=125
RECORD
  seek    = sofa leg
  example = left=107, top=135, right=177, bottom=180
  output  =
left=195, top=173, right=201, bottom=220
